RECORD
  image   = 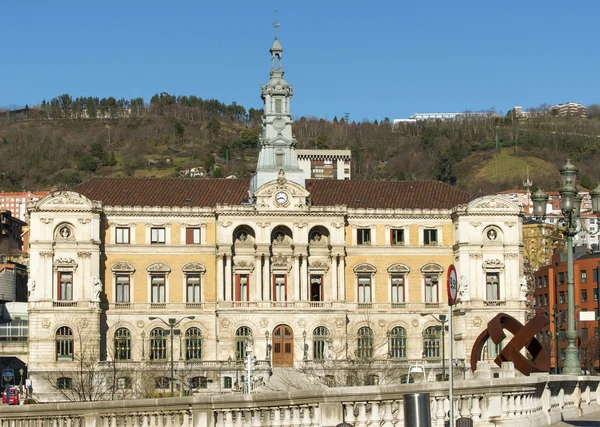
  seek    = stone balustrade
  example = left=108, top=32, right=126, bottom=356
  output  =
left=1, top=374, right=599, bottom=427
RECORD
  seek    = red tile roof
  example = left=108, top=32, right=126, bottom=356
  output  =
left=74, top=178, right=471, bottom=210
left=307, top=179, right=471, bottom=209
left=75, top=178, right=251, bottom=207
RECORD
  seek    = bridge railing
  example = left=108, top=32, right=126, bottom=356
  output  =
left=1, top=374, right=599, bottom=427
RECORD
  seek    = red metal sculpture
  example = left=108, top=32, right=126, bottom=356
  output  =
left=471, top=313, right=550, bottom=375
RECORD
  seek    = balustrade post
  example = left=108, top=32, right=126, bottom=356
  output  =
left=300, top=405, right=311, bottom=427
left=343, top=403, right=356, bottom=424
left=310, top=404, right=320, bottom=427
left=83, top=415, right=102, bottom=427
left=381, top=401, right=394, bottom=427
left=355, top=402, right=368, bottom=427
left=291, top=406, right=302, bottom=427
left=272, top=408, right=282, bottom=427
left=282, top=407, right=292, bottom=426
left=398, top=398, right=405, bottom=427
left=501, top=394, right=508, bottom=418
left=459, top=395, right=471, bottom=419
left=233, top=409, right=243, bottom=427
left=435, top=396, right=446, bottom=427
left=243, top=410, right=252, bottom=427
left=471, top=395, right=481, bottom=421
left=368, top=401, right=381, bottom=425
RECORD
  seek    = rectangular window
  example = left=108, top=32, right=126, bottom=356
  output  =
left=275, top=98, right=282, bottom=114
left=186, top=227, right=201, bottom=244
left=235, top=274, right=249, bottom=302
left=186, top=275, right=201, bottom=302
left=58, top=272, right=73, bottom=300
left=537, top=277, right=543, bottom=289
left=151, top=227, right=165, bottom=244
left=582, top=328, right=589, bottom=341
left=581, top=289, right=588, bottom=303
left=391, top=229, right=404, bottom=246
left=357, top=274, right=372, bottom=303
left=357, top=228, right=371, bottom=245
left=581, top=270, right=587, bottom=283
left=276, top=152, right=284, bottom=166
left=424, top=275, right=438, bottom=303
left=273, top=274, right=287, bottom=302
left=116, top=227, right=130, bottom=244
left=151, top=275, right=166, bottom=302
left=310, top=275, right=322, bottom=302
left=116, top=275, right=130, bottom=303
left=558, top=272, right=565, bottom=285
left=424, top=229, right=438, bottom=246
left=486, top=272, right=499, bottom=301
left=559, top=291, right=565, bottom=304
left=391, top=274, right=405, bottom=303
left=544, top=276, right=548, bottom=288
left=594, top=288, right=598, bottom=302
left=487, top=339, right=502, bottom=359
left=594, top=268, right=598, bottom=283
left=544, top=294, right=548, bottom=306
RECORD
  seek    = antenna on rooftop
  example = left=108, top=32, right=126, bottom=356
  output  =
left=273, top=10, right=280, bottom=39
left=523, top=166, right=533, bottom=210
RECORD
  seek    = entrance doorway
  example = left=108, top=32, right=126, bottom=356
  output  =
left=272, top=325, right=294, bottom=366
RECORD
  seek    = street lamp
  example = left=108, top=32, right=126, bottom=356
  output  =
left=533, top=305, right=566, bottom=374
left=302, top=330, right=308, bottom=361
left=533, top=159, right=600, bottom=375
left=148, top=316, right=195, bottom=396
left=421, top=313, right=447, bottom=380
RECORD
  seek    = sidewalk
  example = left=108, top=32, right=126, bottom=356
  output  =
left=549, top=413, right=600, bottom=427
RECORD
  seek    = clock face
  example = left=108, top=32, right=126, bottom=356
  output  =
left=275, top=191, right=288, bottom=205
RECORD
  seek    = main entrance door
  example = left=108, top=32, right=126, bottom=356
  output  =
left=272, top=325, right=294, bottom=367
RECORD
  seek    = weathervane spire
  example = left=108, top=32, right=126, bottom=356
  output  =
left=273, top=10, right=280, bottom=39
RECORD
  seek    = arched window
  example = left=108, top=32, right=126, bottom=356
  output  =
left=149, top=328, right=167, bottom=360
left=356, top=327, right=373, bottom=359
left=185, top=327, right=202, bottom=360
left=56, top=326, right=73, bottom=361
left=114, top=328, right=132, bottom=360
left=313, top=326, right=330, bottom=360
left=388, top=326, right=407, bottom=359
left=235, top=327, right=252, bottom=360
left=423, top=326, right=441, bottom=359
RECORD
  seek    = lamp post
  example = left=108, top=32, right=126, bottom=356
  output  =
left=421, top=313, right=447, bottom=380
left=533, top=159, right=600, bottom=375
left=302, top=330, right=308, bottom=361
left=148, top=316, right=195, bottom=396
left=533, top=305, right=566, bottom=373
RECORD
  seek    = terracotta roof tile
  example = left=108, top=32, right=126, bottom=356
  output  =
left=74, top=178, right=471, bottom=210
left=307, top=179, right=471, bottom=209
left=75, top=178, right=251, bottom=207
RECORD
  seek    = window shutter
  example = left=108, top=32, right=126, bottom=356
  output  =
left=272, top=274, right=276, bottom=301
left=284, top=274, right=288, bottom=301
left=186, top=228, right=194, bottom=244
left=235, top=275, right=240, bottom=302
left=245, top=275, right=250, bottom=301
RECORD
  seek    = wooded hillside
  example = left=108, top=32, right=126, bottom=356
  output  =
left=1, top=94, right=599, bottom=194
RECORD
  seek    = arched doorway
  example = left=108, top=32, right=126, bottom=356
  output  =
left=272, top=325, right=294, bottom=366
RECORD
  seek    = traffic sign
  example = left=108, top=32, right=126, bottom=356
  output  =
left=447, top=264, right=458, bottom=306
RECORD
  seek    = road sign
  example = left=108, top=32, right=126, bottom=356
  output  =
left=447, top=264, right=458, bottom=306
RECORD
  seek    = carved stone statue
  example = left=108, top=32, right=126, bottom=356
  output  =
left=93, top=275, right=103, bottom=301
left=28, top=279, right=36, bottom=296
left=459, top=275, right=469, bottom=301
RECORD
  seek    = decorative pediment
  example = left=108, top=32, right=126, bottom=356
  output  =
left=308, top=259, right=329, bottom=272
left=466, top=196, right=520, bottom=213
left=483, top=258, right=504, bottom=269
left=111, top=262, right=135, bottom=273
left=54, top=258, right=78, bottom=270
left=421, top=263, right=443, bottom=274
left=32, top=190, right=100, bottom=212
left=233, top=260, right=255, bottom=272
left=271, top=254, right=289, bottom=268
left=147, top=262, right=171, bottom=273
left=182, top=262, right=206, bottom=273
left=353, top=263, right=376, bottom=273
left=253, top=175, right=310, bottom=211
left=388, top=263, right=410, bottom=273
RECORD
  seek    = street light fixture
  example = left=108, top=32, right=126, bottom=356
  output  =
left=533, top=159, right=600, bottom=375
left=533, top=305, right=566, bottom=374
left=421, top=313, right=447, bottom=380
left=148, top=316, right=195, bottom=396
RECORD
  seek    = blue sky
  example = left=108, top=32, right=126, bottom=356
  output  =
left=2, top=1, right=598, bottom=121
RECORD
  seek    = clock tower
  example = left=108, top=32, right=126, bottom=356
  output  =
left=249, top=36, right=305, bottom=198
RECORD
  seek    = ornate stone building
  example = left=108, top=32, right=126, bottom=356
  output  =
left=27, top=37, right=526, bottom=399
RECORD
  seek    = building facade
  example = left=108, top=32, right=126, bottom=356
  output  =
left=296, top=149, right=351, bottom=181
left=26, top=37, right=527, bottom=400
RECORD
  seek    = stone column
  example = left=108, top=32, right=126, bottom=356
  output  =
left=255, top=254, right=263, bottom=301
left=339, top=255, right=346, bottom=301
left=263, top=256, right=271, bottom=301
left=301, top=254, right=308, bottom=301
left=330, top=254, right=338, bottom=302
left=217, top=254, right=224, bottom=301
left=294, top=255, right=300, bottom=301
left=225, top=254, right=232, bottom=301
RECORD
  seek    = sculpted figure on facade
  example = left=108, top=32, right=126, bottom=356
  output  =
left=93, top=275, right=103, bottom=301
